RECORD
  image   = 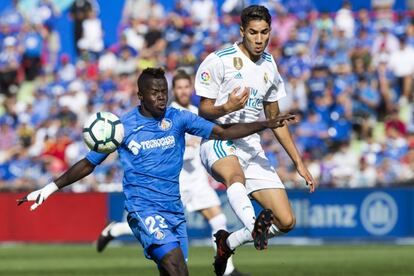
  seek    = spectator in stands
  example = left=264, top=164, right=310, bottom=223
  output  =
left=122, top=0, right=151, bottom=21
left=296, top=111, right=330, bottom=158
left=335, top=1, right=355, bottom=39
left=353, top=75, right=380, bottom=120
left=0, top=36, right=20, bottom=95
left=58, top=54, right=76, bottom=82
left=0, top=0, right=23, bottom=34
left=70, top=0, right=95, bottom=55
left=372, top=26, right=399, bottom=59
left=387, top=34, right=414, bottom=101
left=20, top=23, right=44, bottom=81
left=349, top=156, right=377, bottom=188
left=77, top=10, right=104, bottom=58
left=191, top=0, right=218, bottom=32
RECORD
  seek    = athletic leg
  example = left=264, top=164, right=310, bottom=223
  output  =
left=97, top=221, right=134, bottom=252
left=251, top=188, right=296, bottom=236
left=153, top=246, right=188, bottom=276
left=211, top=156, right=255, bottom=233
left=201, top=207, right=237, bottom=275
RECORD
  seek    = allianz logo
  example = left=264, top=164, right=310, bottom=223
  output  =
left=291, top=200, right=357, bottom=228
left=291, top=192, right=398, bottom=235
left=360, top=192, right=398, bottom=235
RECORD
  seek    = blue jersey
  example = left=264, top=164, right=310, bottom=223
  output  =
left=86, top=107, right=215, bottom=215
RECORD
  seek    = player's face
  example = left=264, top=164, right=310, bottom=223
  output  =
left=139, top=78, right=168, bottom=118
left=173, top=78, right=192, bottom=107
left=240, top=20, right=271, bottom=58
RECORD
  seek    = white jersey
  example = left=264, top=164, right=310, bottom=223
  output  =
left=170, top=101, right=208, bottom=183
left=170, top=101, right=220, bottom=211
left=195, top=42, right=286, bottom=160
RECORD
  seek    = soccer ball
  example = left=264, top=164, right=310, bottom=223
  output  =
left=82, top=112, right=124, bottom=153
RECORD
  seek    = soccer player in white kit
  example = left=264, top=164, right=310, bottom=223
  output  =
left=194, top=5, right=316, bottom=275
left=96, top=70, right=250, bottom=276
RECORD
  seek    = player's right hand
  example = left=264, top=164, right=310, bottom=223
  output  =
left=265, top=114, right=296, bottom=129
left=17, top=182, right=59, bottom=211
left=224, top=87, right=250, bottom=113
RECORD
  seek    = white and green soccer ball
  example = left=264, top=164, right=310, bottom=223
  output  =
left=82, top=112, right=124, bottom=153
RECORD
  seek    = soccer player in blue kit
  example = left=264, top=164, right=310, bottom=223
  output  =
left=18, top=68, right=294, bottom=276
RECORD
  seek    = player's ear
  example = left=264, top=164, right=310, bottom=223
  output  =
left=137, top=90, right=143, bottom=100
left=240, top=26, right=244, bottom=38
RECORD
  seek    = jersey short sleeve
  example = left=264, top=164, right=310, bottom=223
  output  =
left=85, top=151, right=109, bottom=165
left=180, top=110, right=215, bottom=139
left=195, top=53, right=224, bottom=99
left=264, top=59, right=287, bottom=103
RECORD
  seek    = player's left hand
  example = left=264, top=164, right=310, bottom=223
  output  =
left=265, top=113, right=296, bottom=129
left=17, top=182, right=59, bottom=210
left=296, top=163, right=316, bottom=193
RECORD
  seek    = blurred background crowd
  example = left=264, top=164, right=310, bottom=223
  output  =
left=0, top=0, right=414, bottom=192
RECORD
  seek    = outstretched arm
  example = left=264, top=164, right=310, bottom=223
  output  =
left=17, top=158, right=96, bottom=210
left=210, top=114, right=295, bottom=140
left=263, top=101, right=316, bottom=192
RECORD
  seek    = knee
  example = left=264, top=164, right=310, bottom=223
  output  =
left=163, top=260, right=187, bottom=276
left=228, top=173, right=245, bottom=186
left=278, top=214, right=296, bottom=233
left=159, top=250, right=188, bottom=276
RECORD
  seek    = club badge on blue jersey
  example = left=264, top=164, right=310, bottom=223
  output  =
left=154, top=230, right=165, bottom=240
left=158, top=118, right=172, bottom=131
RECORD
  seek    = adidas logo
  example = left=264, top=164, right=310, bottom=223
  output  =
left=234, top=72, right=243, bottom=79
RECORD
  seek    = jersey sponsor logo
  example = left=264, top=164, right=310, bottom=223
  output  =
left=233, top=57, right=243, bottom=70
left=127, top=136, right=176, bottom=155
left=234, top=72, right=243, bottom=79
left=360, top=192, right=398, bottom=235
left=158, top=118, right=172, bottom=131
left=246, top=88, right=263, bottom=108
left=141, top=135, right=175, bottom=150
left=127, top=140, right=142, bottom=155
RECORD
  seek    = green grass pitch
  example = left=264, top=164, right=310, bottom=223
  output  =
left=0, top=244, right=413, bottom=275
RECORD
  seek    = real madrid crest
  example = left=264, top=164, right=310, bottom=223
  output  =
left=233, top=57, right=243, bottom=70
left=158, top=118, right=172, bottom=131
left=264, top=72, right=269, bottom=84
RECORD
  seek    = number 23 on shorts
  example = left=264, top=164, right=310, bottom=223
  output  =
left=145, top=215, right=168, bottom=237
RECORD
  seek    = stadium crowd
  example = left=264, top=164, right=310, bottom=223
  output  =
left=0, top=0, right=414, bottom=191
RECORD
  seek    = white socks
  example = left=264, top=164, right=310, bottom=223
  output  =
left=268, top=224, right=285, bottom=238
left=209, top=213, right=228, bottom=234
left=226, top=182, right=255, bottom=232
left=109, top=222, right=133, bottom=237
left=226, top=227, right=253, bottom=250
left=209, top=214, right=235, bottom=275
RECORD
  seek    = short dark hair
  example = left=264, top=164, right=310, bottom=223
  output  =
left=240, top=5, right=271, bottom=29
left=172, top=70, right=191, bottom=88
left=137, top=67, right=166, bottom=92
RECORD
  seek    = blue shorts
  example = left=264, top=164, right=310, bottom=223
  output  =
left=127, top=210, right=188, bottom=262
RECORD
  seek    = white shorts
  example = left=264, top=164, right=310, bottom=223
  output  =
left=180, top=174, right=221, bottom=213
left=200, top=139, right=285, bottom=194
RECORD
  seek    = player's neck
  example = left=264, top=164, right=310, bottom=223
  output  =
left=138, top=105, right=163, bottom=119
left=238, top=43, right=261, bottom=63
